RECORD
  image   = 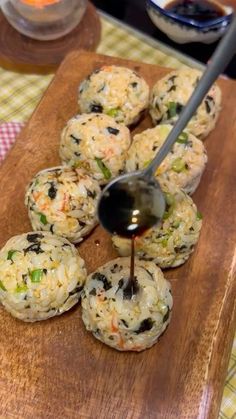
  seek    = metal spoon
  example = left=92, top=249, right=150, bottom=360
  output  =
left=98, top=15, right=236, bottom=237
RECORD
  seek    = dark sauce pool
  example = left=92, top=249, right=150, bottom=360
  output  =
left=165, top=0, right=225, bottom=22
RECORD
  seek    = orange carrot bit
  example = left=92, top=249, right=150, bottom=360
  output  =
left=111, top=312, right=119, bottom=333
left=33, top=191, right=42, bottom=201
left=60, top=193, right=69, bottom=211
left=118, top=334, right=125, bottom=350
left=101, top=66, right=113, bottom=73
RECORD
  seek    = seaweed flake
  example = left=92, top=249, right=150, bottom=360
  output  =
left=26, top=233, right=43, bottom=242
left=142, top=267, right=153, bottom=279
left=174, top=245, right=188, bottom=253
left=24, top=243, right=43, bottom=254
left=169, top=75, right=177, bottom=83
left=117, top=278, right=124, bottom=290
left=121, top=319, right=129, bottom=328
left=90, top=103, right=103, bottom=113
left=134, top=318, right=154, bottom=334
left=69, top=285, right=83, bottom=296
left=110, top=263, right=120, bottom=274
left=163, top=307, right=170, bottom=323
left=70, top=134, right=81, bottom=145
left=48, top=183, right=57, bottom=199
left=205, top=95, right=214, bottom=114
left=89, top=288, right=97, bottom=296
left=167, top=85, right=176, bottom=93
left=107, top=126, right=120, bottom=135
left=87, top=189, right=97, bottom=199
left=50, top=224, right=54, bottom=234
left=22, top=274, right=28, bottom=284
left=92, top=272, right=112, bottom=291
left=97, top=83, right=105, bottom=93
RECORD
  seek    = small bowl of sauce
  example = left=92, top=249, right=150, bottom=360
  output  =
left=146, top=0, right=233, bottom=44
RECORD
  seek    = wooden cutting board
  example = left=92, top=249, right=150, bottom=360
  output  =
left=0, top=51, right=235, bottom=419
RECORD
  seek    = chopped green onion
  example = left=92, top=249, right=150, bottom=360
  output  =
left=164, top=193, right=175, bottom=207
left=38, top=212, right=47, bottom=225
left=196, top=210, right=203, bottom=220
left=172, top=220, right=181, bottom=229
left=0, top=280, right=6, bottom=291
left=161, top=237, right=169, bottom=247
left=171, top=158, right=187, bottom=173
left=163, top=193, right=175, bottom=220
left=176, top=132, right=189, bottom=144
left=95, top=158, right=112, bottom=180
left=73, top=161, right=82, bottom=169
left=15, top=285, right=28, bottom=293
left=167, top=102, right=177, bottom=118
left=107, top=108, right=119, bottom=118
left=30, top=269, right=44, bottom=283
left=7, top=249, right=18, bottom=262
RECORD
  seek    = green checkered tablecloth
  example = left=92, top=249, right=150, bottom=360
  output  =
left=0, top=13, right=235, bottom=418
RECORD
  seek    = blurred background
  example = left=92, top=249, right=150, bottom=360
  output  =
left=92, top=0, right=236, bottom=78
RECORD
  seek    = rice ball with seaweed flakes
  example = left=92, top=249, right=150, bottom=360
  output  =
left=60, top=113, right=131, bottom=184
left=149, top=68, right=221, bottom=139
left=82, top=257, right=172, bottom=352
left=112, top=180, right=202, bottom=269
left=126, top=124, right=207, bottom=195
left=25, top=166, right=101, bottom=244
left=0, top=232, right=86, bottom=322
left=78, top=66, right=150, bottom=126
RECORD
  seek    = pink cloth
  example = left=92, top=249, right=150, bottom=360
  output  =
left=0, top=122, right=24, bottom=163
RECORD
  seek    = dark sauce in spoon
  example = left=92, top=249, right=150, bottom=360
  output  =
left=165, top=0, right=225, bottom=22
left=98, top=178, right=164, bottom=238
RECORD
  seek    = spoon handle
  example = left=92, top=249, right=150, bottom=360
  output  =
left=145, top=15, right=236, bottom=178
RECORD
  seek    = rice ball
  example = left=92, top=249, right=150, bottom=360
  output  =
left=126, top=124, right=207, bottom=195
left=149, top=68, right=221, bottom=139
left=25, top=166, right=101, bottom=243
left=112, top=180, right=202, bottom=269
left=0, top=232, right=86, bottom=322
left=59, top=113, right=131, bottom=184
left=78, top=65, right=150, bottom=126
left=82, top=257, right=172, bottom=352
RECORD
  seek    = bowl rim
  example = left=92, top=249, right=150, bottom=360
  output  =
left=146, top=0, right=233, bottom=29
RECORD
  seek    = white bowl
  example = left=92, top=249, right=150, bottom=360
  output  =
left=146, top=0, right=233, bottom=44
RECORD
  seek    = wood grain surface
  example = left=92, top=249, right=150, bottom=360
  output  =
left=0, top=2, right=101, bottom=73
left=0, top=51, right=236, bottom=419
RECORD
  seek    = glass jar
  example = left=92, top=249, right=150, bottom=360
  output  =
left=1, top=0, right=87, bottom=41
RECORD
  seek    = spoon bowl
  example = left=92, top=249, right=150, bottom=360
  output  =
left=97, top=172, right=166, bottom=237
